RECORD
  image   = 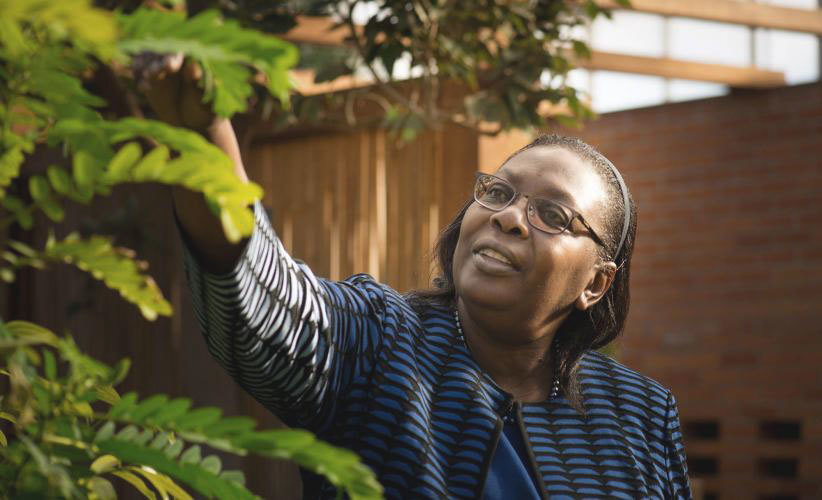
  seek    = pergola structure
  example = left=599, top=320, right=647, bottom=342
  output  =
left=282, top=0, right=822, bottom=92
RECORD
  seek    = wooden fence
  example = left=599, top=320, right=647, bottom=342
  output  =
left=247, top=125, right=478, bottom=291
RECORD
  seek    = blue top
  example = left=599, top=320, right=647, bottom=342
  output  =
left=484, top=414, right=541, bottom=499
left=179, top=202, right=693, bottom=499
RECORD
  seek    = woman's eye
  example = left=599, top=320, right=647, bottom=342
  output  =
left=486, top=186, right=509, bottom=201
left=537, top=205, right=568, bottom=228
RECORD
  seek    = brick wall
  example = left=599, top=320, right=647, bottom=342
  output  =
left=568, top=83, right=822, bottom=500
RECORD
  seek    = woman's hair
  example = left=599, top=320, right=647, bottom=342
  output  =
left=407, top=134, right=638, bottom=413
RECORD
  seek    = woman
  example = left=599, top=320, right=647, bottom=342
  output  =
left=148, top=57, right=691, bottom=499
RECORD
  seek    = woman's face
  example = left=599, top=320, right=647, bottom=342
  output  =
left=452, top=146, right=612, bottom=338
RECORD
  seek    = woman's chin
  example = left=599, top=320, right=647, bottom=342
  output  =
left=455, top=267, right=522, bottom=310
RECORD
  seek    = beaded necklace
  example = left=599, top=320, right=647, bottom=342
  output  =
left=453, top=309, right=560, bottom=400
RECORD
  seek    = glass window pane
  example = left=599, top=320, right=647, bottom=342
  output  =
left=765, top=0, right=817, bottom=8
left=667, top=80, right=728, bottom=103
left=756, top=29, right=819, bottom=84
left=591, top=11, right=665, bottom=57
left=668, top=18, right=752, bottom=66
left=591, top=71, right=666, bottom=113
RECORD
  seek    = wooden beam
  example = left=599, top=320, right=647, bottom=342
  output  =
left=576, top=51, right=786, bottom=88
left=291, top=69, right=371, bottom=95
left=284, top=17, right=787, bottom=89
left=599, top=0, right=822, bottom=35
left=282, top=16, right=352, bottom=45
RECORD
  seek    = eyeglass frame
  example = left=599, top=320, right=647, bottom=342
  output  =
left=472, top=172, right=610, bottom=253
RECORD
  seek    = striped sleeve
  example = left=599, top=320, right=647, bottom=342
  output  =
left=664, top=392, right=692, bottom=499
left=179, top=202, right=389, bottom=431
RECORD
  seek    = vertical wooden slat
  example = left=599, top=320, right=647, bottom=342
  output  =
left=375, top=131, right=387, bottom=280
left=428, top=128, right=444, bottom=285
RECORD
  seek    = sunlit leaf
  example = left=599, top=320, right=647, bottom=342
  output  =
left=111, top=470, right=158, bottom=500
left=43, top=233, right=171, bottom=320
left=91, top=454, right=121, bottom=474
left=118, top=8, right=297, bottom=116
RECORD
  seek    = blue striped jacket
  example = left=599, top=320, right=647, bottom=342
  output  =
left=181, top=203, right=692, bottom=499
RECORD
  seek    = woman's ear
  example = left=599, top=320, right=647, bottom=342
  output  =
left=575, top=261, right=617, bottom=311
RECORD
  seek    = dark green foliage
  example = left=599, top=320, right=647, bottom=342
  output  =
left=261, top=0, right=622, bottom=140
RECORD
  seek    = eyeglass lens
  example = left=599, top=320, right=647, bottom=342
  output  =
left=474, top=175, right=573, bottom=234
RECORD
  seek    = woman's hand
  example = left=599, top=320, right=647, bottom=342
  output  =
left=134, top=52, right=251, bottom=271
left=134, top=52, right=216, bottom=132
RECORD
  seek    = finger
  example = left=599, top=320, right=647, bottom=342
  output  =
left=163, top=52, right=185, bottom=74
left=134, top=52, right=184, bottom=91
left=183, top=58, right=203, bottom=83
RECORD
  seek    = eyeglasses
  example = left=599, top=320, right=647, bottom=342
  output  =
left=473, top=173, right=608, bottom=250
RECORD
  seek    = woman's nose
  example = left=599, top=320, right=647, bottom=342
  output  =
left=490, top=197, right=530, bottom=238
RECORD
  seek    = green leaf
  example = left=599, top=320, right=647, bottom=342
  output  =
left=200, top=455, right=221, bottom=475
left=87, top=476, right=117, bottom=500
left=150, top=397, right=192, bottom=425
left=231, top=429, right=315, bottom=454
left=39, top=197, right=65, bottom=222
left=130, top=145, right=169, bottom=182
left=149, top=431, right=171, bottom=450
left=1, top=195, right=34, bottom=229
left=219, top=470, right=245, bottom=486
left=43, top=349, right=57, bottom=379
left=116, top=425, right=139, bottom=441
left=98, top=439, right=257, bottom=499
left=205, top=416, right=256, bottom=437
left=130, top=466, right=193, bottom=500
left=0, top=429, right=6, bottom=447
left=111, top=470, right=158, bottom=500
left=118, top=8, right=297, bottom=116
left=109, top=392, right=138, bottom=418
left=96, top=385, right=120, bottom=405
left=131, top=394, right=169, bottom=422
left=43, top=233, right=172, bottom=320
left=176, top=407, right=222, bottom=431
left=163, top=439, right=184, bottom=460
left=93, top=118, right=262, bottom=243
left=111, top=358, right=131, bottom=386
left=91, top=454, right=121, bottom=474
left=73, top=150, right=102, bottom=188
left=5, top=320, right=59, bottom=346
left=47, top=165, right=74, bottom=195
left=95, top=421, right=116, bottom=443
left=28, top=175, right=51, bottom=202
left=179, top=445, right=201, bottom=465
left=572, top=40, right=591, bottom=59
left=0, top=0, right=117, bottom=57
left=106, top=141, right=143, bottom=182
left=0, top=144, right=26, bottom=197
left=134, top=428, right=155, bottom=446
left=0, top=268, right=15, bottom=283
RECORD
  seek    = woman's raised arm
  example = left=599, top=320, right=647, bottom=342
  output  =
left=138, top=54, right=400, bottom=431
left=136, top=53, right=249, bottom=271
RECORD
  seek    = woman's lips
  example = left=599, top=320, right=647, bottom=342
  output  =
left=477, top=247, right=513, bottom=266
left=472, top=248, right=519, bottom=274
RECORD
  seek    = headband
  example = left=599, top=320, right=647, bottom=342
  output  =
left=605, top=158, right=630, bottom=263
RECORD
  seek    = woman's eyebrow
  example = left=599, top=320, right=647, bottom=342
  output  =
left=502, top=172, right=578, bottom=207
